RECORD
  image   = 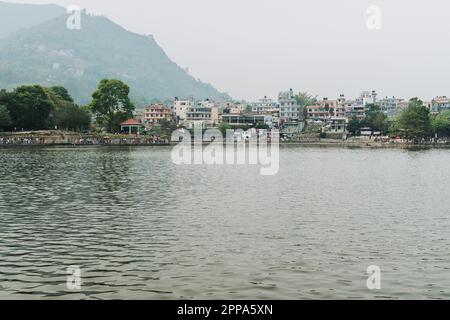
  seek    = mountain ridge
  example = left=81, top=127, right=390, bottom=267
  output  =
left=0, top=1, right=65, bottom=38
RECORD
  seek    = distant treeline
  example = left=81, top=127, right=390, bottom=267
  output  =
left=0, top=85, right=91, bottom=132
left=0, top=79, right=137, bottom=133
left=346, top=98, right=450, bottom=139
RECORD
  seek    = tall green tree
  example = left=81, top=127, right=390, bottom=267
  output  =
left=294, top=92, right=318, bottom=108
left=56, top=104, right=91, bottom=131
left=159, top=119, right=178, bottom=136
left=3, top=85, right=53, bottom=130
left=90, top=79, right=135, bottom=133
left=369, top=112, right=388, bottom=133
left=0, top=105, right=12, bottom=129
left=46, top=87, right=91, bottom=131
left=397, top=98, right=432, bottom=139
left=386, top=118, right=400, bottom=137
left=432, top=110, right=450, bottom=137
left=109, top=111, right=133, bottom=133
left=364, top=103, right=388, bottom=133
left=347, top=116, right=360, bottom=135
left=49, top=86, right=74, bottom=103
left=365, top=103, right=380, bottom=115
left=295, top=92, right=318, bottom=120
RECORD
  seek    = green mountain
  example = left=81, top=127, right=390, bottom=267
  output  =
left=0, top=1, right=65, bottom=38
left=0, top=3, right=229, bottom=106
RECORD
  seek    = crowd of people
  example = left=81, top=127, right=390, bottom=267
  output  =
left=101, top=135, right=170, bottom=145
left=0, top=134, right=170, bottom=146
left=0, top=137, right=45, bottom=145
left=366, top=136, right=450, bottom=145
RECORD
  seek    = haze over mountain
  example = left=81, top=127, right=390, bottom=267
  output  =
left=0, top=1, right=64, bottom=38
left=0, top=1, right=229, bottom=106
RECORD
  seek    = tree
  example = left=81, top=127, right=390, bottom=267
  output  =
left=0, top=105, right=12, bottom=129
left=347, top=116, right=360, bottom=135
left=49, top=86, right=74, bottom=102
left=294, top=92, right=318, bottom=108
left=368, top=112, right=388, bottom=133
left=295, top=92, right=318, bottom=121
left=110, top=111, right=133, bottom=133
left=397, top=98, right=432, bottom=139
left=365, top=103, right=380, bottom=116
left=4, top=85, right=53, bottom=130
left=364, top=103, right=388, bottom=133
left=90, top=79, right=135, bottom=132
left=58, top=104, right=91, bottom=131
left=46, top=87, right=91, bottom=131
left=159, top=119, right=177, bottom=136
left=387, top=118, right=400, bottom=137
left=432, top=110, right=450, bottom=137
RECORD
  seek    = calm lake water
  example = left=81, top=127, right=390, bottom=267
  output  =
left=0, top=146, right=449, bottom=299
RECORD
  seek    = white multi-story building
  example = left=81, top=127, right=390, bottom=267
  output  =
left=251, top=96, right=279, bottom=114
left=361, top=90, right=378, bottom=106
left=173, top=97, right=195, bottom=123
left=336, top=94, right=349, bottom=118
left=278, top=89, right=299, bottom=120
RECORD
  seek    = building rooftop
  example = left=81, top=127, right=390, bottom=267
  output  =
left=120, top=119, right=141, bottom=126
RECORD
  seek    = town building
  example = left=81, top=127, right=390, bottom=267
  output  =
left=345, top=101, right=365, bottom=119
left=143, top=104, right=173, bottom=125
left=221, top=113, right=273, bottom=128
left=432, top=96, right=450, bottom=113
left=281, top=121, right=305, bottom=138
left=278, top=89, right=300, bottom=121
left=307, top=98, right=338, bottom=122
left=326, top=117, right=348, bottom=134
left=379, top=96, right=404, bottom=116
left=173, top=97, right=195, bottom=124
left=360, top=90, right=378, bottom=106
left=223, top=103, right=245, bottom=115
left=335, top=94, right=348, bottom=118
left=252, top=96, right=279, bottom=114
left=185, top=99, right=219, bottom=128
left=307, top=105, right=330, bottom=122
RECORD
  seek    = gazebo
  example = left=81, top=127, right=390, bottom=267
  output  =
left=120, top=119, right=144, bottom=135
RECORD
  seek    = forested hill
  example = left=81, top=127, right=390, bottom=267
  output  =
left=0, top=2, right=229, bottom=105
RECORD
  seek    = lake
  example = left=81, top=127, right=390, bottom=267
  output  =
left=0, top=146, right=449, bottom=299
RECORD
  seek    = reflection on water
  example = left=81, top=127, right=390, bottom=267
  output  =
left=0, top=146, right=449, bottom=299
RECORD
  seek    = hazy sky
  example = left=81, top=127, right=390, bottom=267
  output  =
left=6, top=0, right=450, bottom=101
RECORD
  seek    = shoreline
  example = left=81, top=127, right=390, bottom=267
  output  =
left=1, top=141, right=450, bottom=149
left=1, top=131, right=449, bottom=149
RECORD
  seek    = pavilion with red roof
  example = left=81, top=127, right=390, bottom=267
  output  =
left=120, top=119, right=144, bottom=135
